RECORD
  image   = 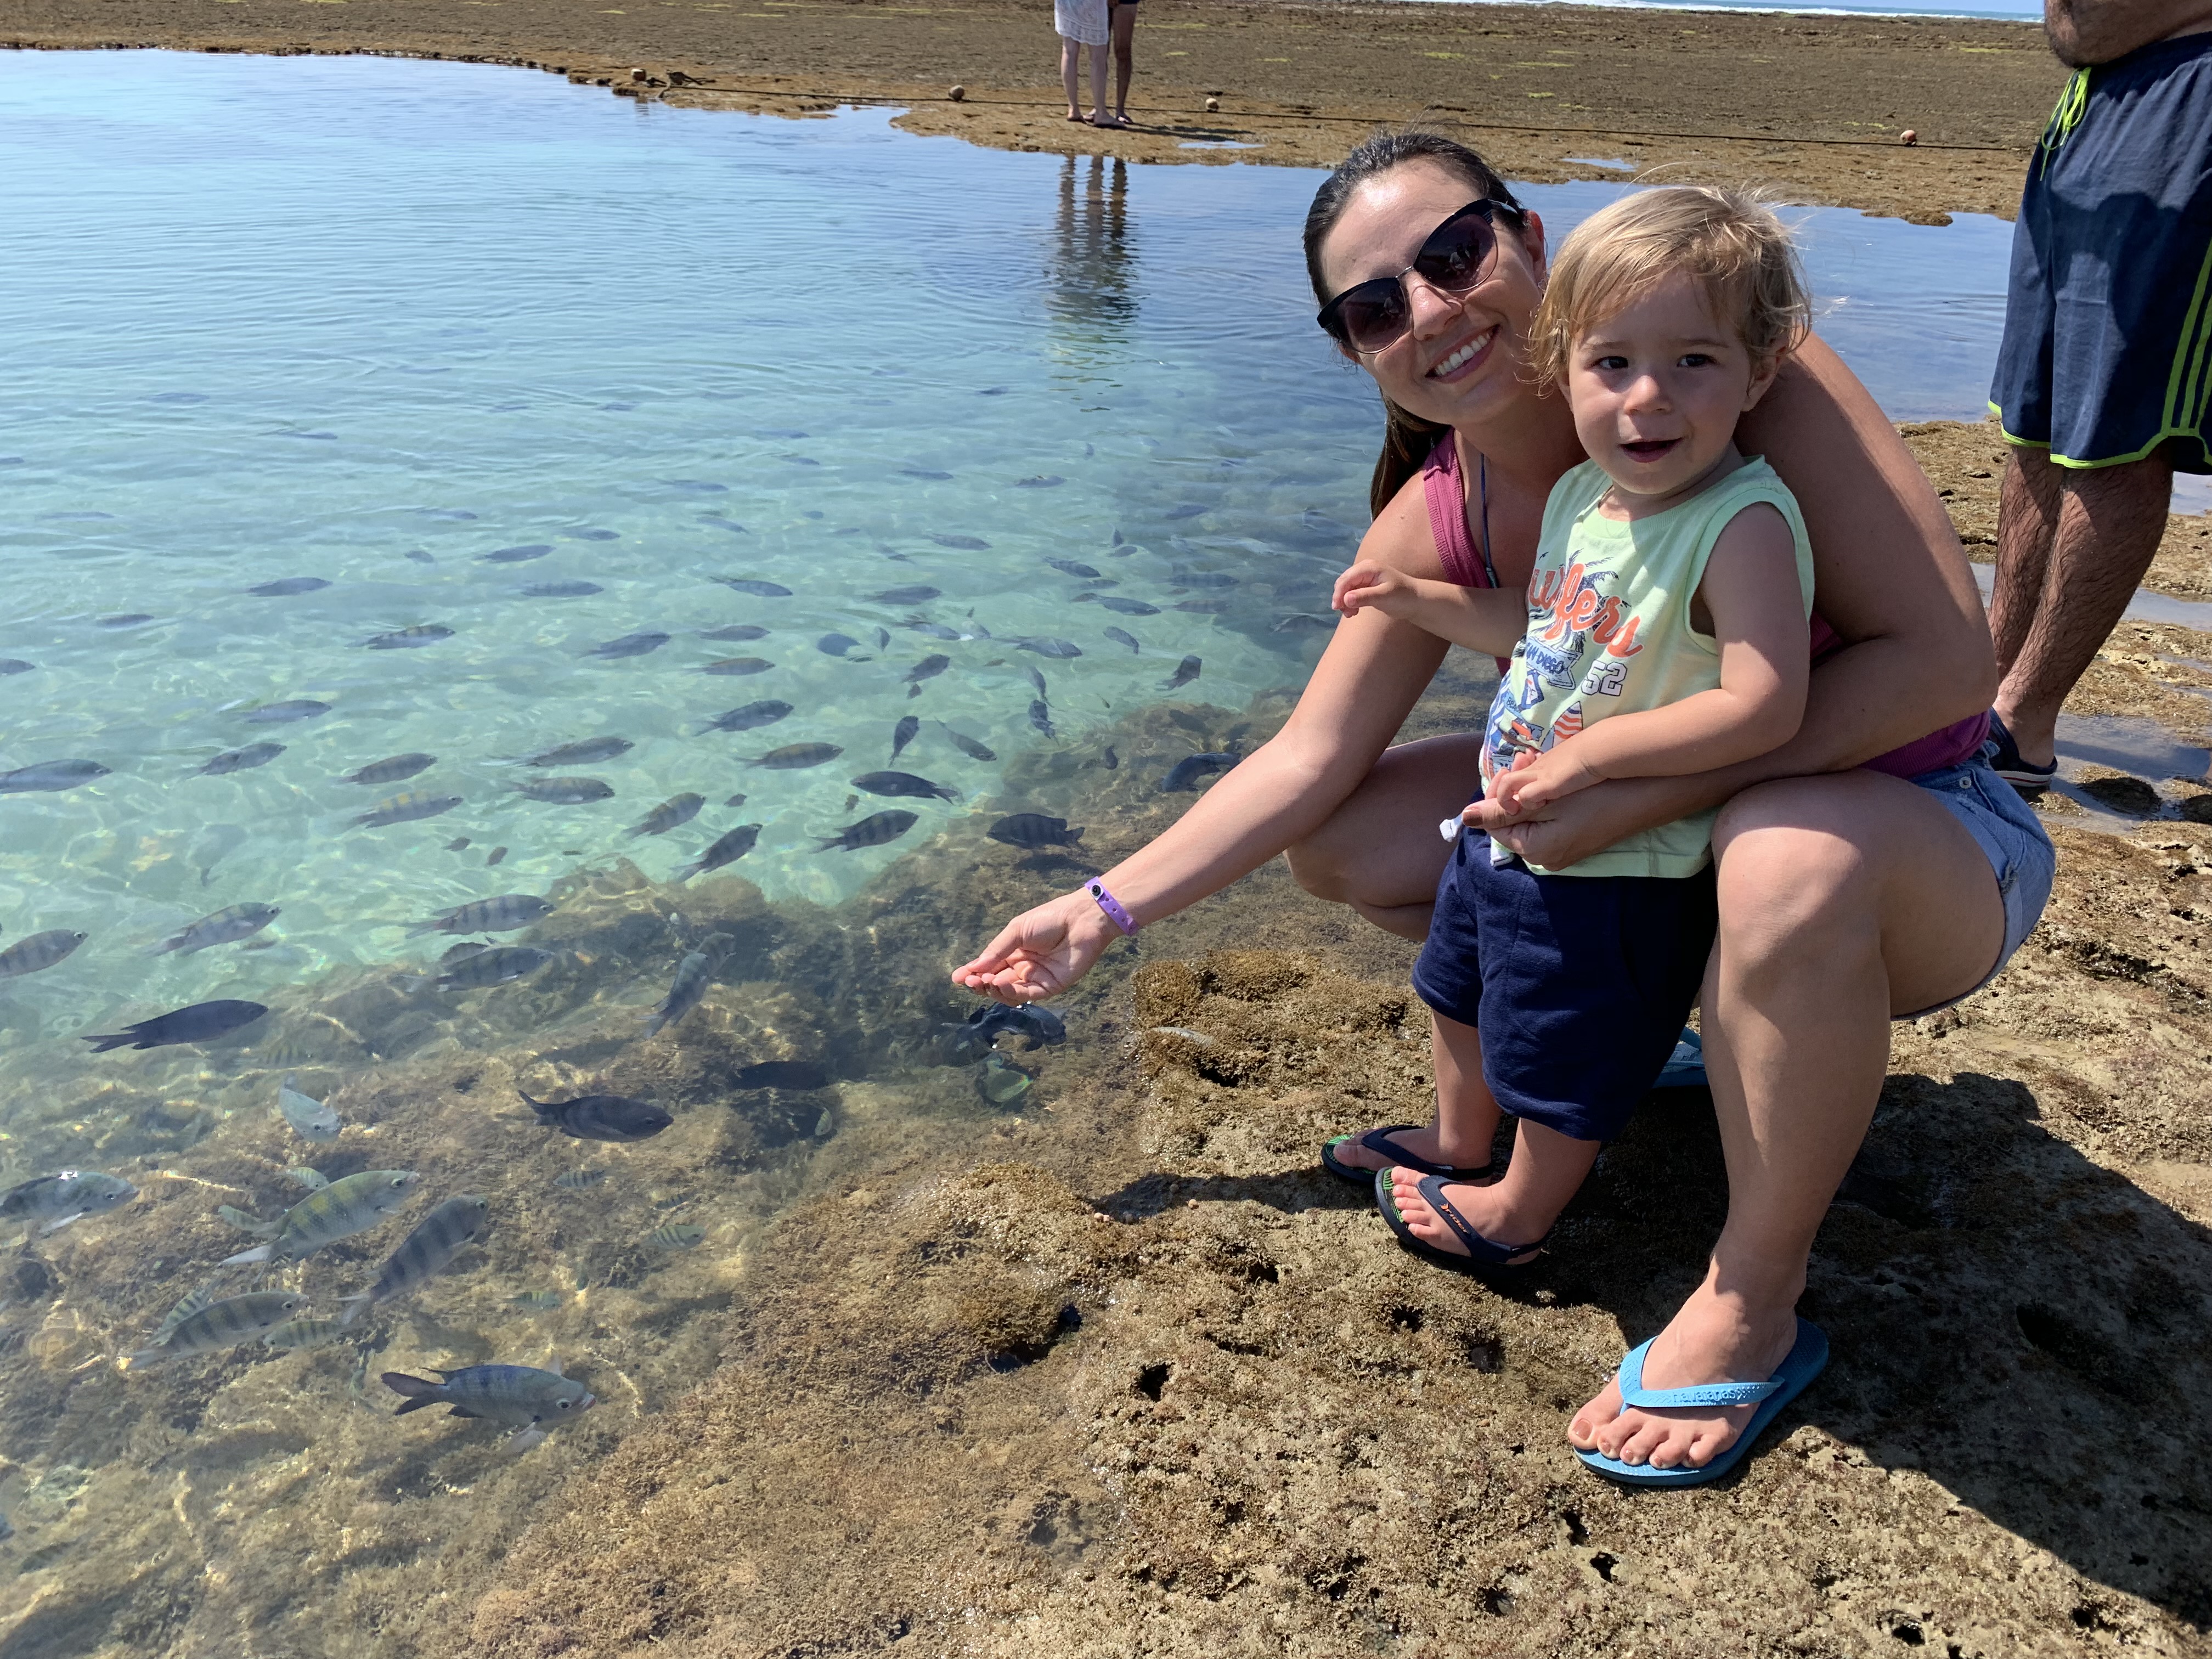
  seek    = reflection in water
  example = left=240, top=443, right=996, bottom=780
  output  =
left=1045, top=153, right=1136, bottom=366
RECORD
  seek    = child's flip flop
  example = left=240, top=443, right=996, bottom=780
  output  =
left=1653, top=1027, right=1707, bottom=1090
left=1318, top=1125, right=1491, bottom=1187
left=1576, top=1317, right=1829, bottom=1488
left=1374, top=1169, right=1545, bottom=1277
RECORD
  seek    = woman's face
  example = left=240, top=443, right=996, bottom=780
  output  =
left=1316, top=159, right=1548, bottom=432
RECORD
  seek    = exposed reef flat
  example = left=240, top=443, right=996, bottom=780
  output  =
left=1, top=1, right=2067, bottom=222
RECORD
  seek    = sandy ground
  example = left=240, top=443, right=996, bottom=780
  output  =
left=1, top=0, right=2067, bottom=222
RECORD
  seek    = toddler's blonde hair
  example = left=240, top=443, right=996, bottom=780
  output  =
left=1528, top=185, right=1810, bottom=388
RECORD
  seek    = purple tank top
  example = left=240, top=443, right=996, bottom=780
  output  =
left=1421, top=437, right=1987, bottom=778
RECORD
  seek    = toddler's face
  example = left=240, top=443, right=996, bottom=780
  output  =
left=1563, top=270, right=1779, bottom=506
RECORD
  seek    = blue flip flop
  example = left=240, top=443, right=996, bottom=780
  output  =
left=1576, top=1317, right=1829, bottom=1487
left=1653, top=1027, right=1707, bottom=1090
left=1374, top=1169, right=1545, bottom=1277
left=1319, top=1124, right=1492, bottom=1187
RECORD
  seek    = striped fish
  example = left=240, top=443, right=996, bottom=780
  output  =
left=286, top=1167, right=330, bottom=1192
left=263, top=1317, right=347, bottom=1351
left=151, top=1284, right=219, bottom=1345
left=129, top=1291, right=306, bottom=1364
left=219, top=1170, right=420, bottom=1266
left=339, top=1194, right=490, bottom=1325
left=645, top=1223, right=705, bottom=1250
left=382, top=1361, right=595, bottom=1451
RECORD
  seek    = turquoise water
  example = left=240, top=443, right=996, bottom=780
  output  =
left=0, top=50, right=2021, bottom=1049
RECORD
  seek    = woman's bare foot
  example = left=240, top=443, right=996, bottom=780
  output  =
left=1381, top=1171, right=1545, bottom=1263
left=1567, top=1283, right=1801, bottom=1469
left=1065, top=108, right=1084, bottom=122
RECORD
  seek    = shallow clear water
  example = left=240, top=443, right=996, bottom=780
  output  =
left=0, top=49, right=2023, bottom=1045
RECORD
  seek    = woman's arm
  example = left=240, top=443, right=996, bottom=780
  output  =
left=953, top=476, right=1456, bottom=999
left=1465, top=335, right=1996, bottom=866
left=1331, top=560, right=1526, bottom=657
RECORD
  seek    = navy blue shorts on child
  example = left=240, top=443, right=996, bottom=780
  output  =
left=1989, top=32, right=2212, bottom=475
left=1412, top=826, right=1718, bottom=1144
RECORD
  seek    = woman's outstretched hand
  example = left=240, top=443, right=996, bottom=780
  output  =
left=952, top=890, right=1119, bottom=1003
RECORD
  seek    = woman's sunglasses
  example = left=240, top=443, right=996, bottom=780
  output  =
left=1316, top=198, right=1521, bottom=356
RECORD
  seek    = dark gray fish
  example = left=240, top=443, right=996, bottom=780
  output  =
left=0, top=759, right=110, bottom=792
left=1024, top=665, right=1048, bottom=697
left=663, top=478, right=726, bottom=493
left=904, top=654, right=950, bottom=697
left=354, top=792, right=463, bottom=828
left=905, top=621, right=961, bottom=641
left=1098, top=596, right=1159, bottom=616
left=0, top=1171, right=138, bottom=1234
left=988, top=814, right=1084, bottom=850
left=743, top=744, right=842, bottom=770
left=1273, top=614, right=1336, bottom=634
left=340, top=1194, right=492, bottom=1324
left=872, top=585, right=940, bottom=606
left=130, top=1291, right=307, bottom=1364
left=340, top=753, right=436, bottom=786
left=874, top=627, right=891, bottom=648
left=1104, top=628, right=1141, bottom=654
left=524, top=736, right=631, bottom=767
left=154, top=902, right=279, bottom=955
left=646, top=1223, right=706, bottom=1250
left=98, top=613, right=154, bottom=628
left=646, top=932, right=735, bottom=1035
left=1017, top=638, right=1082, bottom=659
left=439, top=940, right=490, bottom=966
left=736, top=1060, right=830, bottom=1091
left=487, top=847, right=508, bottom=867
left=243, top=699, right=330, bottom=724
left=1047, top=559, right=1099, bottom=579
left=521, top=581, right=602, bottom=598
left=1029, top=701, right=1056, bottom=738
left=435, top=945, right=555, bottom=989
left=699, top=518, right=749, bottom=534
left=382, top=1363, right=594, bottom=1448
left=249, top=577, right=331, bottom=596
left=900, top=467, right=952, bottom=481
left=700, top=701, right=792, bottom=733
left=0, top=929, right=86, bottom=979
left=702, top=657, right=775, bottom=676
left=933, top=1000, right=1069, bottom=1065
left=263, top=1317, right=347, bottom=1351
left=940, top=726, right=996, bottom=763
left=816, top=633, right=870, bottom=659
left=713, top=578, right=792, bottom=598
left=360, top=624, right=453, bottom=650
left=199, top=742, right=285, bottom=776
left=563, top=528, right=620, bottom=541
left=405, top=550, right=436, bottom=564
left=83, top=998, right=268, bottom=1052
left=675, top=824, right=761, bottom=881
left=278, top=1073, right=342, bottom=1140
left=410, top=895, right=554, bottom=935
left=513, top=777, right=614, bottom=804
left=890, top=715, right=919, bottom=763
left=1165, top=504, right=1207, bottom=520
left=930, top=534, right=989, bottom=550
left=416, top=507, right=476, bottom=520
left=816, top=810, right=917, bottom=852
left=0, top=659, right=33, bottom=674
left=1172, top=599, right=1234, bottom=614
left=1016, top=475, right=1065, bottom=488
left=1164, top=655, right=1203, bottom=690
left=520, top=1088, right=672, bottom=1143
left=699, top=624, right=768, bottom=642
left=589, top=631, right=670, bottom=659
left=628, top=793, right=704, bottom=837
left=723, top=793, right=747, bottom=808
left=445, top=837, right=471, bottom=850
left=480, top=544, right=553, bottom=563
left=1171, top=571, right=1237, bottom=590
left=551, top=1169, right=606, bottom=1190
left=850, top=770, right=958, bottom=802
left=1102, top=745, right=1118, bottom=770
left=1163, top=752, right=1238, bottom=792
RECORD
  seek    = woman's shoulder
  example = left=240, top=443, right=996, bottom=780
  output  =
left=1356, top=459, right=1453, bottom=580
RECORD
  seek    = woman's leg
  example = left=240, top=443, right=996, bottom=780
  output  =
left=1061, top=38, right=1081, bottom=120
left=1325, top=1010, right=1502, bottom=1176
left=1283, top=733, right=1485, bottom=941
left=1087, top=42, right=1108, bottom=122
left=1568, top=770, right=2007, bottom=1470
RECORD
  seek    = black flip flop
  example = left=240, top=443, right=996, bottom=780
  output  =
left=1375, top=1169, right=1547, bottom=1278
left=1319, top=1124, right=1492, bottom=1187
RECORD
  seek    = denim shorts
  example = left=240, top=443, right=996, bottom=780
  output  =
left=1900, top=752, right=2056, bottom=1018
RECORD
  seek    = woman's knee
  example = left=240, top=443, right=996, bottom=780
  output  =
left=1711, top=780, right=1884, bottom=958
left=1282, top=834, right=1356, bottom=905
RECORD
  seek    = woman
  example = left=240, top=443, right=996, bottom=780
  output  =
left=955, top=134, right=2053, bottom=1479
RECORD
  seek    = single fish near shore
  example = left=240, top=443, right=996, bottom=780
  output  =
left=930, top=534, right=989, bottom=551
left=219, top=1169, right=420, bottom=1266
left=698, top=700, right=793, bottom=733
left=889, top=714, right=919, bottom=764
left=645, top=1223, right=706, bottom=1250
left=198, top=743, right=285, bottom=776
left=523, top=737, right=631, bottom=767
left=340, top=1194, right=492, bottom=1325
left=355, top=792, right=462, bottom=828
left=646, top=932, right=736, bottom=1036
left=249, top=576, right=331, bottom=596
left=1162, top=752, right=1238, bottom=792
left=409, top=895, right=554, bottom=936
left=816, top=810, right=917, bottom=852
left=0, top=1171, right=138, bottom=1235
left=1029, top=701, right=1055, bottom=737
left=519, top=1088, right=673, bottom=1143
left=702, top=657, right=775, bottom=676
left=0, top=658, right=34, bottom=674
left=589, top=631, right=670, bottom=659
left=1046, top=558, right=1100, bottom=579
left=130, top=1292, right=307, bottom=1366
left=153, top=903, right=279, bottom=955
left=242, top=699, right=330, bottom=724
left=698, top=624, right=768, bottom=642
left=382, top=1362, right=594, bottom=1451
left=940, top=726, right=995, bottom=763
left=434, top=945, right=554, bottom=989
left=512, top=777, right=614, bottom=804
left=278, top=1074, right=343, bottom=1141
left=262, top=1317, right=346, bottom=1351
left=479, top=544, right=552, bottom=563
left=816, top=633, right=870, bottom=659
left=0, top=930, right=87, bottom=979
left=850, top=771, right=958, bottom=802
left=1163, top=655, right=1203, bottom=691
left=359, top=624, right=453, bottom=650
left=628, top=793, right=704, bottom=837
left=903, top=654, right=950, bottom=698
left=1097, top=596, right=1159, bottom=615
left=0, top=759, right=110, bottom=793
left=675, top=825, right=761, bottom=881
left=872, top=585, right=940, bottom=606
left=1015, top=637, right=1082, bottom=659
left=84, top=998, right=268, bottom=1052
left=339, top=753, right=436, bottom=786
left=1104, top=628, right=1141, bottom=654
left=735, top=1060, right=831, bottom=1091
left=712, top=577, right=792, bottom=598
left=521, top=580, right=602, bottom=598
left=743, top=743, right=842, bottom=770
left=988, top=814, right=1084, bottom=850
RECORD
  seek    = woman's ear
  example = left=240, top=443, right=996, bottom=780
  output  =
left=1519, top=210, right=1548, bottom=283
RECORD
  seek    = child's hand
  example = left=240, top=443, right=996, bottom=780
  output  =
left=1332, top=560, right=1421, bottom=620
left=1488, top=743, right=1604, bottom=813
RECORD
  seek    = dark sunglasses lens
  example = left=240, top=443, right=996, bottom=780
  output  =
left=1416, top=212, right=1495, bottom=291
left=1334, top=280, right=1410, bottom=352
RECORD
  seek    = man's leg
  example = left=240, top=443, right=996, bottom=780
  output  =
left=1568, top=771, right=2005, bottom=1471
left=1111, top=2, right=1136, bottom=121
left=1989, top=448, right=2174, bottom=769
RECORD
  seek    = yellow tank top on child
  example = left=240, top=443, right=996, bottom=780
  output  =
left=1480, top=456, right=1814, bottom=879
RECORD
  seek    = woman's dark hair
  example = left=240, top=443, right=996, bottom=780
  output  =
left=1302, top=132, right=1523, bottom=518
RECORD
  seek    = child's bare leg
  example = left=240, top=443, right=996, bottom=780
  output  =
left=1327, top=1011, right=1499, bottom=1173
left=1061, top=39, right=1081, bottom=120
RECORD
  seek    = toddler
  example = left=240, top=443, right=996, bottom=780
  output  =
left=1326, top=185, right=1816, bottom=1272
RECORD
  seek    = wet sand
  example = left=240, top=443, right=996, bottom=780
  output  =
left=2, top=0, right=2067, bottom=221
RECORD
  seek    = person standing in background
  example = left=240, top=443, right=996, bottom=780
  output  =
left=1104, top=0, right=1139, bottom=129
left=1984, top=0, right=2212, bottom=795
left=1056, top=0, right=1111, bottom=126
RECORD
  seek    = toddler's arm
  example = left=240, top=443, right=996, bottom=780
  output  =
left=1331, top=559, right=1525, bottom=658
left=1489, top=502, right=1808, bottom=813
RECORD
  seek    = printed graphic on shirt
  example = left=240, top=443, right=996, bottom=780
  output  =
left=1483, top=556, right=1644, bottom=782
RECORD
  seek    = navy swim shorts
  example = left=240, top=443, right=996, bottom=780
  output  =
left=1990, top=33, right=2212, bottom=475
left=1411, top=828, right=1717, bottom=1144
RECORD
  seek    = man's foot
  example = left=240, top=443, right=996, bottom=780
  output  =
left=1985, top=711, right=2057, bottom=799
left=1567, top=1284, right=1800, bottom=1470
left=1103, top=111, right=1133, bottom=127
left=1380, top=1170, right=1544, bottom=1266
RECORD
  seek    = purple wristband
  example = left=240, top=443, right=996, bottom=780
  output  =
left=1086, top=880, right=1138, bottom=936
